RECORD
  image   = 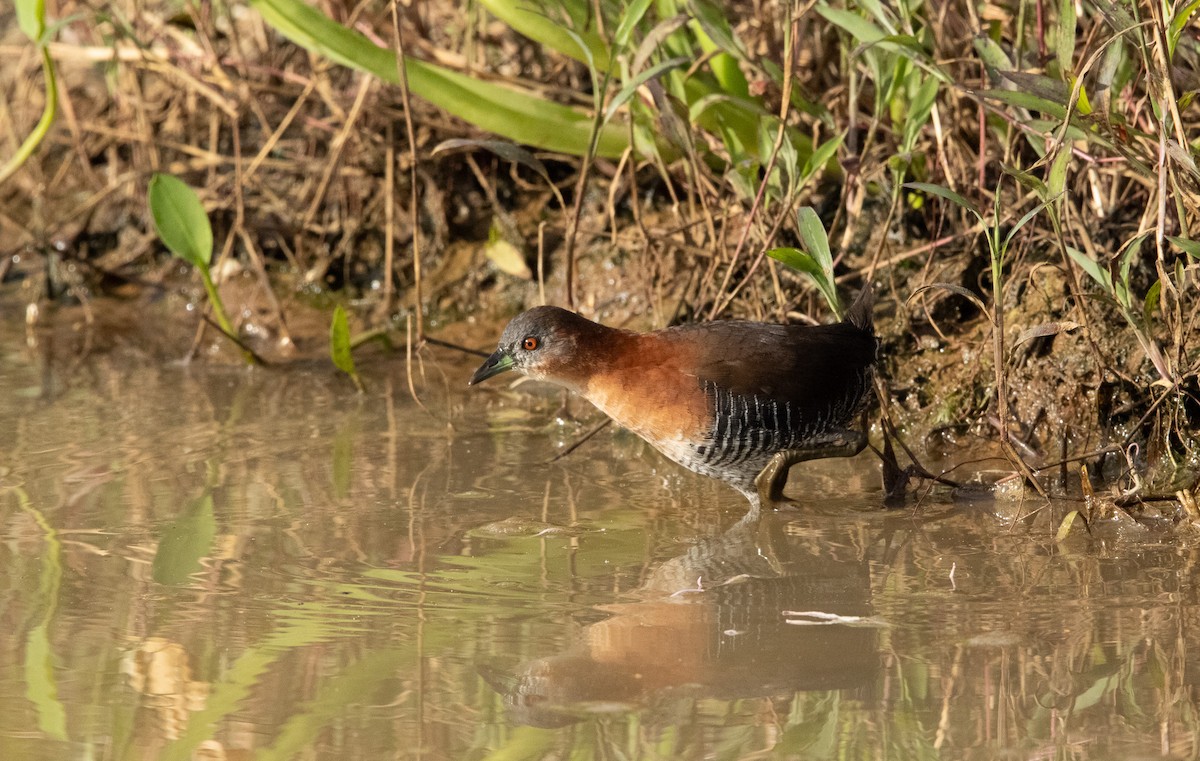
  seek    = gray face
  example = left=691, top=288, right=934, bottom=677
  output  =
left=469, top=306, right=581, bottom=385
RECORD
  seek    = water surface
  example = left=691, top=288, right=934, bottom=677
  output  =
left=1, top=323, right=1198, bottom=760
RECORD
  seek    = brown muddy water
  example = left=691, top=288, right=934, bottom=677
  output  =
left=1, top=319, right=1199, bottom=761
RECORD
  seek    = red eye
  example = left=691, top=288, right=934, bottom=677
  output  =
left=522, top=336, right=539, bottom=351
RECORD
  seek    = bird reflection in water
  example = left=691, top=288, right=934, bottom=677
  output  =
left=479, top=512, right=883, bottom=728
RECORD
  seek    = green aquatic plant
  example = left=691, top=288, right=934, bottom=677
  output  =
left=147, top=173, right=247, bottom=362
left=767, top=206, right=843, bottom=320
left=329, top=305, right=364, bottom=393
left=0, top=0, right=59, bottom=184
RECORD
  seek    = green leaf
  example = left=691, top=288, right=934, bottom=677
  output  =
left=614, top=0, right=653, bottom=49
left=817, top=5, right=887, bottom=44
left=330, top=305, right=356, bottom=377
left=1168, top=0, right=1200, bottom=56
left=604, top=57, right=689, bottom=123
left=903, top=75, right=939, bottom=149
left=1065, top=246, right=1114, bottom=292
left=1003, top=196, right=1058, bottom=248
left=0, top=46, right=57, bottom=185
left=1166, top=235, right=1200, bottom=258
left=477, top=0, right=609, bottom=69
left=803, top=132, right=844, bottom=179
left=795, top=206, right=833, bottom=275
left=974, top=35, right=1014, bottom=79
left=152, top=495, right=217, bottom=585
left=1056, top=0, right=1077, bottom=73
left=1143, top=279, right=1161, bottom=328
left=15, top=0, right=44, bottom=41
left=1002, top=163, right=1048, bottom=196
left=768, top=241, right=842, bottom=318
left=148, top=173, right=214, bottom=271
left=248, top=0, right=629, bottom=158
left=1056, top=510, right=1082, bottom=542
left=1047, top=144, right=1072, bottom=200
left=903, top=181, right=982, bottom=220
left=690, top=0, right=751, bottom=60
left=979, top=88, right=1067, bottom=119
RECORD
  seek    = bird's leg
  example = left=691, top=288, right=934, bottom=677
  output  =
left=755, top=430, right=868, bottom=505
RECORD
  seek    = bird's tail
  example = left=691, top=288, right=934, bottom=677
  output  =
left=845, top=282, right=874, bottom=333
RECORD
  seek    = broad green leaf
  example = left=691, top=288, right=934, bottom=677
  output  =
left=903, top=75, right=939, bottom=149
left=817, top=5, right=887, bottom=44
left=1065, top=246, right=1114, bottom=292
left=330, top=305, right=356, bottom=377
left=632, top=13, right=689, bottom=74
left=1093, top=0, right=1136, bottom=31
left=903, top=181, right=982, bottom=219
left=15, top=0, right=44, bottom=41
left=1056, top=510, right=1082, bottom=541
left=687, top=92, right=769, bottom=123
left=1056, top=0, right=1077, bottom=73
left=974, top=35, right=1013, bottom=79
left=980, top=88, right=1067, bottom=120
left=1002, top=163, right=1048, bottom=196
left=796, top=206, right=833, bottom=274
left=690, top=5, right=750, bottom=98
left=767, top=246, right=841, bottom=318
left=1117, top=232, right=1151, bottom=284
left=249, top=0, right=628, bottom=158
left=803, top=132, right=844, bottom=179
left=856, top=0, right=899, bottom=33
left=1166, top=235, right=1200, bottom=258
left=477, top=0, right=609, bottom=69
left=152, top=495, right=216, bottom=585
left=604, top=57, right=689, bottom=123
left=1167, top=0, right=1200, bottom=56
left=148, top=173, right=213, bottom=270
left=998, top=70, right=1071, bottom=104
left=614, top=0, right=654, bottom=48
left=768, top=246, right=826, bottom=280
left=691, top=0, right=751, bottom=60
left=1144, top=280, right=1161, bottom=328
left=1097, top=35, right=1124, bottom=93
left=1047, top=144, right=1072, bottom=200
left=1073, top=77, right=1093, bottom=115
left=1028, top=118, right=1090, bottom=141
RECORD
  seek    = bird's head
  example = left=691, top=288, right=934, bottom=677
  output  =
left=469, top=306, right=604, bottom=388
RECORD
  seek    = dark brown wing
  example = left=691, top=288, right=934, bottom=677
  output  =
left=662, top=318, right=877, bottom=437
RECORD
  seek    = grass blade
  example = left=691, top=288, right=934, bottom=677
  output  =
left=478, top=0, right=609, bottom=69
left=249, top=0, right=629, bottom=158
left=604, top=57, right=689, bottom=123
left=904, top=181, right=982, bottom=220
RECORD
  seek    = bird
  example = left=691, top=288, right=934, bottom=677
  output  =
left=470, top=287, right=877, bottom=511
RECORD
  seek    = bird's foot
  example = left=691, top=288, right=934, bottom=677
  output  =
left=754, top=431, right=868, bottom=506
